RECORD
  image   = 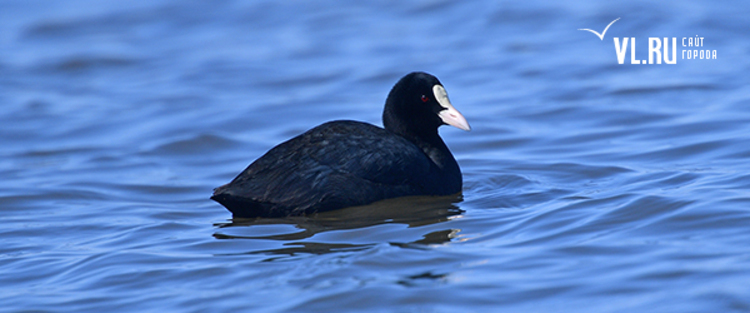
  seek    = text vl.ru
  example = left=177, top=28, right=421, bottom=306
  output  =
left=613, top=36, right=717, bottom=64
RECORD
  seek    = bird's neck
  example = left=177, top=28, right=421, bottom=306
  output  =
left=403, top=130, right=458, bottom=172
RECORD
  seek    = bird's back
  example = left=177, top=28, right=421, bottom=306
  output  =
left=212, top=120, right=441, bottom=217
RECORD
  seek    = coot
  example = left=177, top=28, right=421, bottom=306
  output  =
left=212, top=72, right=470, bottom=217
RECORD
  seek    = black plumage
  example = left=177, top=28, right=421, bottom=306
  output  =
left=212, top=72, right=470, bottom=217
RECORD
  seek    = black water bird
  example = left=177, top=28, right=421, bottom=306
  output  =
left=212, top=72, right=470, bottom=217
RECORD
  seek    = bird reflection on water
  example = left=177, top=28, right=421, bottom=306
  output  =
left=213, top=195, right=464, bottom=256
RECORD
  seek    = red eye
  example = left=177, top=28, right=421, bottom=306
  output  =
left=421, top=95, right=429, bottom=102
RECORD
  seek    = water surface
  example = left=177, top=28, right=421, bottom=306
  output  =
left=2, top=0, right=750, bottom=312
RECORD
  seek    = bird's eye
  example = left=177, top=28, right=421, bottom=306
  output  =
left=421, top=95, right=429, bottom=102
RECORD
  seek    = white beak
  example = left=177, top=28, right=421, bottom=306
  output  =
left=434, top=85, right=471, bottom=131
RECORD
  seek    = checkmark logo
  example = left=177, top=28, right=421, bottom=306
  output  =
left=578, top=18, right=620, bottom=40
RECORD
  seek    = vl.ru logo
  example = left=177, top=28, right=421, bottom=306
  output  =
left=579, top=18, right=717, bottom=64
left=613, top=37, right=677, bottom=64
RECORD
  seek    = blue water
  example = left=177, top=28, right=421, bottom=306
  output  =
left=2, top=0, right=750, bottom=312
